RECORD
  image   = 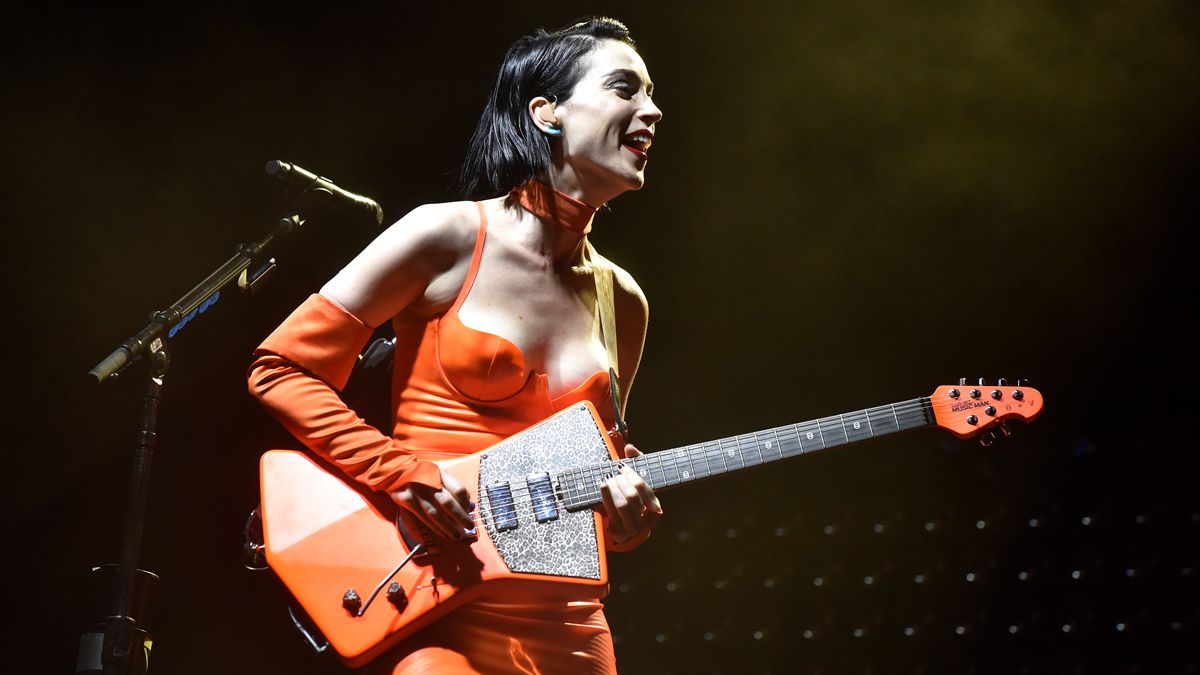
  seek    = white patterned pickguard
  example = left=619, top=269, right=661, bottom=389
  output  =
left=478, top=404, right=610, bottom=580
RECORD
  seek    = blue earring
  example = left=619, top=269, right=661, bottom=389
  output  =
left=543, top=125, right=562, bottom=136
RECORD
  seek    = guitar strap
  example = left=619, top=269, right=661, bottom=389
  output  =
left=583, top=239, right=629, bottom=440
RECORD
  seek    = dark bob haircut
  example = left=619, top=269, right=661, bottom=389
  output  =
left=457, top=17, right=635, bottom=200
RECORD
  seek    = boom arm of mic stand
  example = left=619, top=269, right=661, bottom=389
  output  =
left=87, top=214, right=304, bottom=383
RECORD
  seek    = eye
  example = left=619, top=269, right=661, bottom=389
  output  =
left=608, top=80, right=636, bottom=98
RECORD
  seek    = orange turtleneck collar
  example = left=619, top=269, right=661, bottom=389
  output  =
left=512, top=180, right=597, bottom=234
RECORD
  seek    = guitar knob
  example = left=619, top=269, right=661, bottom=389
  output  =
left=991, top=389, right=1003, bottom=400
left=1012, top=390, right=1025, bottom=401
left=387, top=582, right=409, bottom=611
left=966, top=415, right=979, bottom=426
left=969, top=389, right=981, bottom=399
left=342, top=588, right=362, bottom=614
left=985, top=406, right=997, bottom=416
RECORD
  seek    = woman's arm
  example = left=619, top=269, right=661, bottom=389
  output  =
left=248, top=201, right=479, bottom=541
left=598, top=263, right=661, bottom=550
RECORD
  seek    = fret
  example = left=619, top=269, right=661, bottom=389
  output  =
left=665, top=447, right=683, bottom=485
left=753, top=429, right=779, bottom=461
left=695, top=444, right=712, bottom=479
left=743, top=433, right=763, bottom=468
left=842, top=410, right=872, bottom=443
left=661, top=448, right=676, bottom=486
left=713, top=439, right=729, bottom=474
left=794, top=421, right=820, bottom=454
left=779, top=425, right=799, bottom=457
left=868, top=404, right=899, bottom=436
left=824, top=415, right=848, bottom=447
left=554, top=397, right=935, bottom=510
left=719, top=438, right=742, bottom=470
left=651, top=451, right=669, bottom=487
left=698, top=442, right=713, bottom=478
left=672, top=447, right=694, bottom=482
left=790, top=423, right=805, bottom=455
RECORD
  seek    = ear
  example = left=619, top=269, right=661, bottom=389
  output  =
left=528, top=96, right=560, bottom=135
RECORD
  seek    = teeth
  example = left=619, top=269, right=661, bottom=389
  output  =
left=624, top=134, right=652, bottom=150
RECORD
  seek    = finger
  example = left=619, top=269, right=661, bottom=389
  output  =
left=633, top=476, right=662, bottom=515
left=623, top=443, right=642, bottom=458
left=611, top=472, right=646, bottom=535
left=599, top=477, right=635, bottom=541
left=404, top=484, right=466, bottom=541
left=440, top=473, right=475, bottom=528
left=414, top=490, right=459, bottom=540
left=434, top=488, right=474, bottom=535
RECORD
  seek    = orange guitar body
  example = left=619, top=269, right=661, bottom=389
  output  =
left=259, top=402, right=618, bottom=667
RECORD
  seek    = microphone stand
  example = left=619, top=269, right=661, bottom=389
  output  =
left=79, top=161, right=378, bottom=673
left=78, top=210, right=304, bottom=674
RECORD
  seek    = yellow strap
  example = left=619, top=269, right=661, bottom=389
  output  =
left=584, top=239, right=619, bottom=378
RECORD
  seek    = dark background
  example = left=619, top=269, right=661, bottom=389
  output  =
left=6, top=2, right=1196, bottom=673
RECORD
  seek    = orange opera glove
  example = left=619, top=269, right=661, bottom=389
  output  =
left=247, top=293, right=443, bottom=493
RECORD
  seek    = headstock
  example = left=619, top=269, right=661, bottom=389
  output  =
left=930, top=378, right=1043, bottom=443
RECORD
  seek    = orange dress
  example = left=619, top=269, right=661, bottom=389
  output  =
left=249, top=183, right=637, bottom=674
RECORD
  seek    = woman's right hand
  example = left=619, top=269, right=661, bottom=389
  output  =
left=390, top=469, right=476, bottom=541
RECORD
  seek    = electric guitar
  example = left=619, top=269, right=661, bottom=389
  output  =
left=259, top=381, right=1043, bottom=666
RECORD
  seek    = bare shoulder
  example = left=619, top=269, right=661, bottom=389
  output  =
left=609, top=261, right=649, bottom=323
left=378, top=200, right=479, bottom=258
left=320, top=199, right=481, bottom=327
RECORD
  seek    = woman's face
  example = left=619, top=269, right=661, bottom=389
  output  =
left=551, top=40, right=662, bottom=201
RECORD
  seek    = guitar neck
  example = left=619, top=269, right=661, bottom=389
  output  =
left=558, top=396, right=935, bottom=510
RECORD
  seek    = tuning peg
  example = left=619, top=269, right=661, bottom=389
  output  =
left=999, top=422, right=1013, bottom=437
left=979, top=432, right=997, bottom=447
left=978, top=377, right=987, bottom=386
left=959, top=377, right=967, bottom=386
left=997, top=378, right=1008, bottom=386
left=1017, top=378, right=1031, bottom=387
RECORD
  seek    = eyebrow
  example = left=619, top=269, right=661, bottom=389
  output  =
left=603, top=68, right=654, bottom=95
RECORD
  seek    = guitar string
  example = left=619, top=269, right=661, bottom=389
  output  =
left=466, top=393, right=1036, bottom=519
left=472, top=401, right=939, bottom=517
left=481, top=390, right=1032, bottom=515
left=474, top=401, right=943, bottom=515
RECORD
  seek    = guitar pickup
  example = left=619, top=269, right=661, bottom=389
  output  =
left=486, top=482, right=518, bottom=531
left=527, top=472, right=559, bottom=523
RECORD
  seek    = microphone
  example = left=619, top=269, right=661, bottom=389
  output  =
left=265, top=160, right=384, bottom=226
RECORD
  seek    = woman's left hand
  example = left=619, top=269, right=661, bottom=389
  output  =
left=600, top=444, right=663, bottom=544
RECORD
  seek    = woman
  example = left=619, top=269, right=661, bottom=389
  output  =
left=248, top=16, right=663, bottom=673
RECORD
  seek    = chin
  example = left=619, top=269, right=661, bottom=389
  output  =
left=623, top=169, right=647, bottom=190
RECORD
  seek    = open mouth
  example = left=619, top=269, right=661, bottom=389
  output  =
left=621, top=131, right=653, bottom=160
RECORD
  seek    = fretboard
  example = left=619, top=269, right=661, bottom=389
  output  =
left=558, top=396, right=934, bottom=511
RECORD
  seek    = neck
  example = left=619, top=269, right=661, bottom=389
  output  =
left=514, top=180, right=598, bottom=232
left=512, top=180, right=599, bottom=269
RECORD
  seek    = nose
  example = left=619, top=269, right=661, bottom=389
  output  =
left=639, top=96, right=663, bottom=126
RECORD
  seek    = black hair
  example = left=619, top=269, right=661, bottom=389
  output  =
left=457, top=17, right=635, bottom=199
